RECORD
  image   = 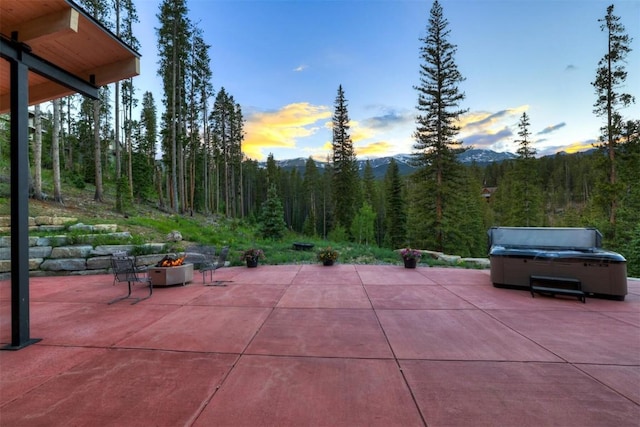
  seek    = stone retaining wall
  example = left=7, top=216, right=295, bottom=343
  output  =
left=419, top=250, right=490, bottom=268
left=0, top=238, right=169, bottom=278
left=0, top=216, right=169, bottom=279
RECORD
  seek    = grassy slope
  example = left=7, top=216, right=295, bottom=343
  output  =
left=0, top=177, right=476, bottom=268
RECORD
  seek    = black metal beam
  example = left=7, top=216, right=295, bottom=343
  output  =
left=0, top=36, right=99, bottom=100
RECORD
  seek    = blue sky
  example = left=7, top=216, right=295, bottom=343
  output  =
left=133, top=0, right=640, bottom=161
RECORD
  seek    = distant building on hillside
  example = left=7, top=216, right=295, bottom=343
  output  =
left=481, top=186, right=497, bottom=202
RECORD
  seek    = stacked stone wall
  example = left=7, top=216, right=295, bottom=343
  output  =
left=0, top=216, right=168, bottom=279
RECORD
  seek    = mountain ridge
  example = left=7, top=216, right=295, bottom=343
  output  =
left=263, top=149, right=519, bottom=178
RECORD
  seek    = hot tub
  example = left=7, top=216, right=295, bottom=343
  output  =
left=488, top=227, right=627, bottom=300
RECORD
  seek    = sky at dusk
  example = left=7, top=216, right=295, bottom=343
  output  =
left=132, top=0, right=640, bottom=161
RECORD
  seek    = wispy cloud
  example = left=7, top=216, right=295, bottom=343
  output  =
left=363, top=110, right=413, bottom=129
left=456, top=106, right=527, bottom=151
left=537, top=122, right=566, bottom=135
left=458, top=106, right=528, bottom=131
left=243, top=103, right=331, bottom=160
left=464, top=127, right=514, bottom=149
left=293, top=64, right=307, bottom=72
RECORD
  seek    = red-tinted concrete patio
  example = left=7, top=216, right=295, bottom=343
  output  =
left=1, top=264, right=639, bottom=426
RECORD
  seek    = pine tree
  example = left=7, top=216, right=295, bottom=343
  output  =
left=189, top=27, right=215, bottom=214
left=450, top=167, right=487, bottom=257
left=302, top=157, right=320, bottom=236
left=259, top=184, right=287, bottom=240
left=384, top=159, right=407, bottom=249
left=614, top=120, right=640, bottom=260
left=138, top=92, right=157, bottom=166
left=331, top=85, right=360, bottom=233
left=118, top=0, right=140, bottom=202
left=513, top=112, right=543, bottom=226
left=362, top=160, right=377, bottom=206
left=410, top=0, right=468, bottom=252
left=78, top=0, right=110, bottom=202
left=209, top=88, right=244, bottom=217
left=362, top=160, right=384, bottom=245
left=157, top=0, right=190, bottom=212
left=592, top=4, right=635, bottom=229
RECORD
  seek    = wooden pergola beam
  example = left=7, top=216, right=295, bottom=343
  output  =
left=11, top=7, right=79, bottom=43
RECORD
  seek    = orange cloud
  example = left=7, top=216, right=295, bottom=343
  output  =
left=243, top=103, right=331, bottom=160
left=322, top=119, right=376, bottom=143
left=562, top=141, right=594, bottom=154
left=356, top=141, right=394, bottom=157
left=307, top=139, right=396, bottom=161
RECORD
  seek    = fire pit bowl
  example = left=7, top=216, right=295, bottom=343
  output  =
left=149, top=255, right=194, bottom=286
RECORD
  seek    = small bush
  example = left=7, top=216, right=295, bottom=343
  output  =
left=327, top=224, right=348, bottom=242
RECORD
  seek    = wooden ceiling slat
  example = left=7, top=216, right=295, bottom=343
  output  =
left=0, top=0, right=140, bottom=112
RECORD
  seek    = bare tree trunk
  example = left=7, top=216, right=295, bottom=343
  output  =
left=239, top=158, right=244, bottom=217
left=52, top=99, right=63, bottom=203
left=216, top=163, right=220, bottom=214
left=225, top=144, right=229, bottom=217
left=115, top=81, right=121, bottom=180
left=115, top=79, right=122, bottom=210
left=65, top=97, right=73, bottom=170
left=189, top=154, right=195, bottom=214
left=32, top=104, right=43, bottom=200
left=606, top=62, right=616, bottom=226
left=170, top=20, right=178, bottom=212
left=127, top=85, right=134, bottom=199
left=93, top=98, right=103, bottom=202
left=178, top=133, right=185, bottom=213
left=156, top=164, right=165, bottom=208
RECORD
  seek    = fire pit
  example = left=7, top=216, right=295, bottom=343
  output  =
left=149, top=255, right=193, bottom=287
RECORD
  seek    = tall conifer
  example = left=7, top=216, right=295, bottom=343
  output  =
left=384, top=159, right=407, bottom=249
left=156, top=0, right=190, bottom=212
left=592, top=4, right=635, bottom=229
left=410, top=0, right=468, bottom=252
left=331, top=85, right=360, bottom=233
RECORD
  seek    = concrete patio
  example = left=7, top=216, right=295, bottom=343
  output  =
left=1, top=264, right=639, bottom=426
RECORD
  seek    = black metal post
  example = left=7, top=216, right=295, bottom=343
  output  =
left=4, top=48, right=41, bottom=350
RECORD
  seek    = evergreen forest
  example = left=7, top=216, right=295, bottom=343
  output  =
left=1, top=0, right=638, bottom=275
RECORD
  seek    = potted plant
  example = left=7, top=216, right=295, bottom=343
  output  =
left=317, top=246, right=339, bottom=266
left=400, top=248, right=422, bottom=269
left=240, top=248, right=265, bottom=268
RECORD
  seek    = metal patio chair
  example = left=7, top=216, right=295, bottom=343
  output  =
left=184, top=245, right=216, bottom=271
left=111, top=250, right=128, bottom=286
left=109, top=255, right=153, bottom=304
left=201, top=246, right=229, bottom=286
